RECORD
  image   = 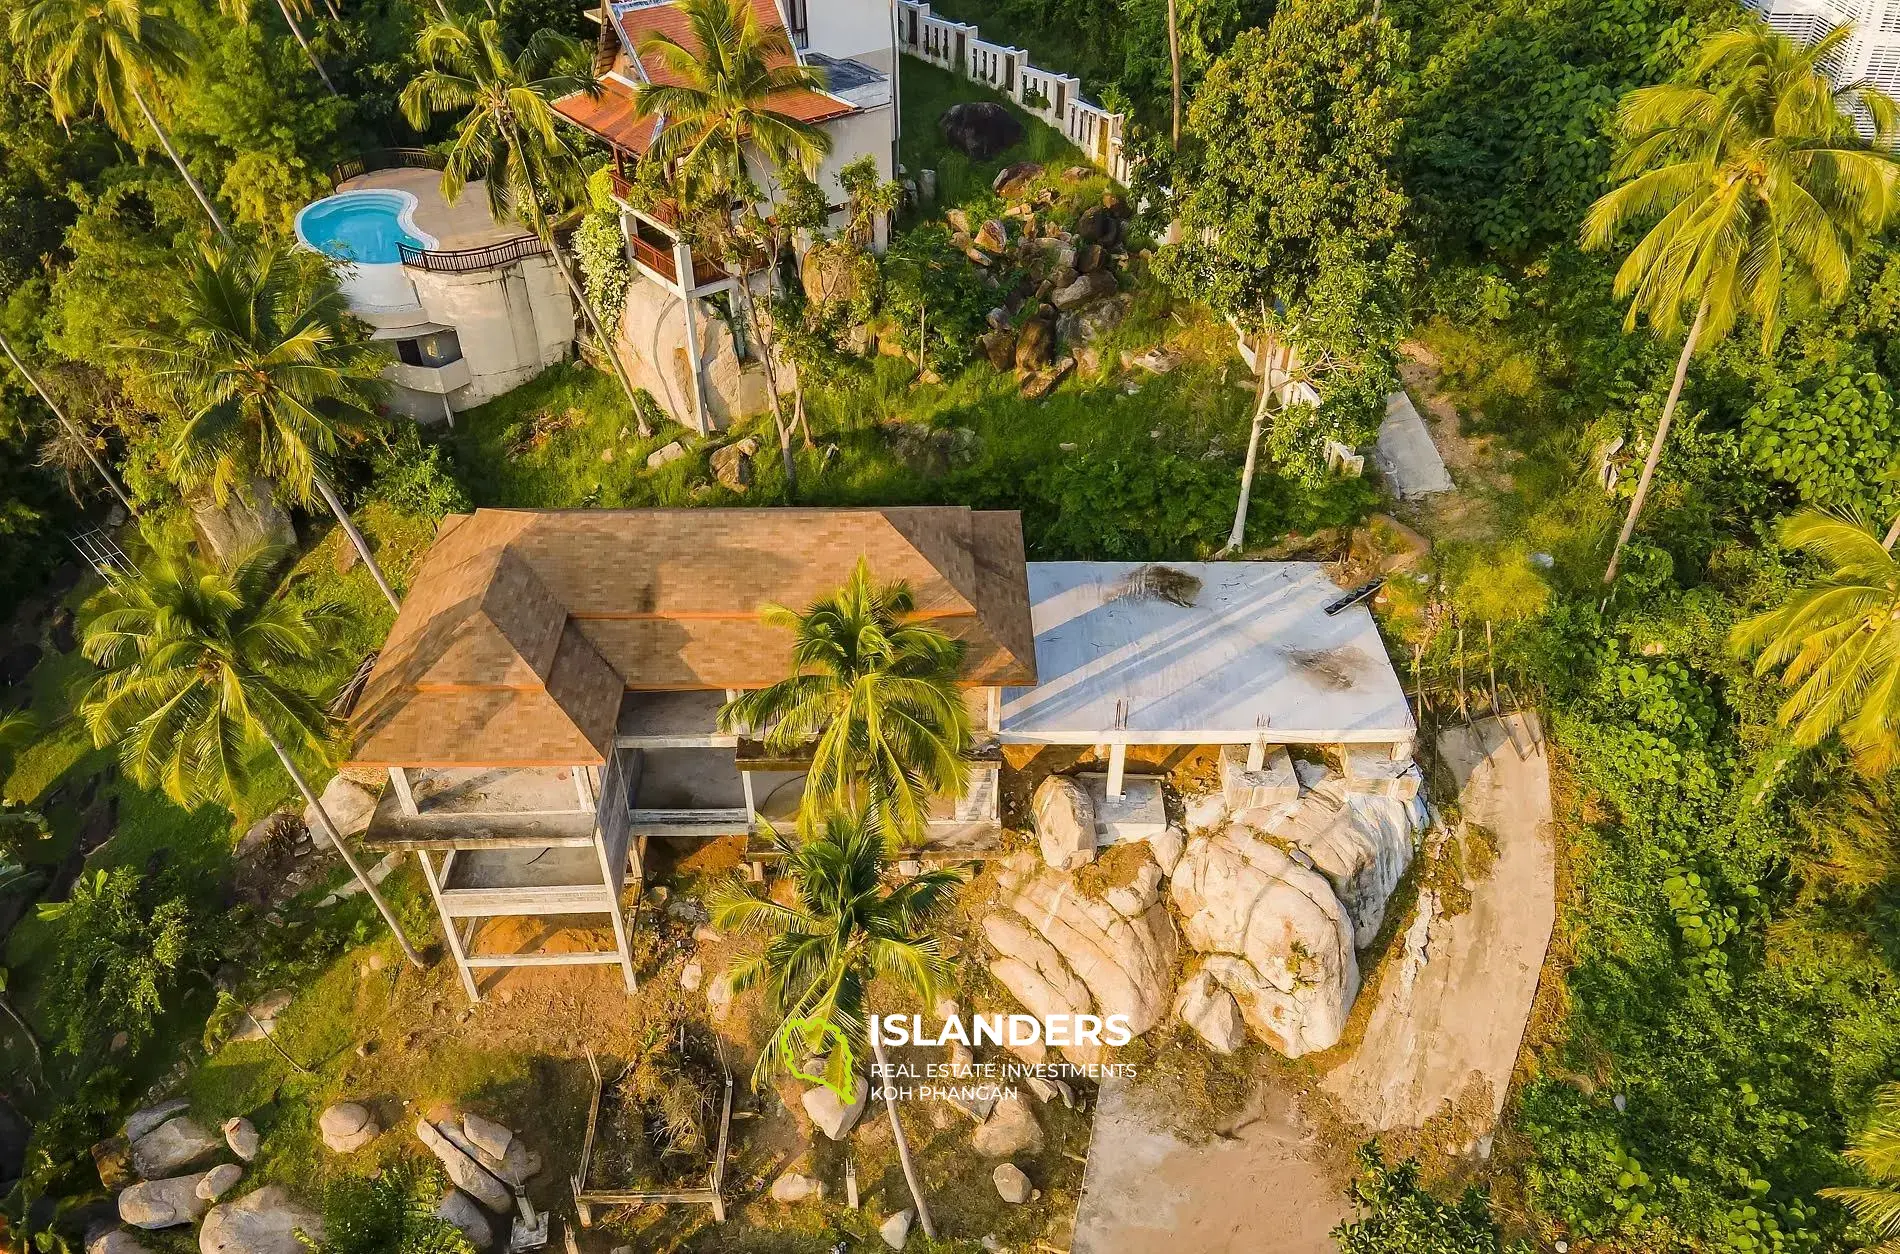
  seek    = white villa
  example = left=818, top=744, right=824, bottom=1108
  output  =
left=554, top=0, right=900, bottom=431
left=296, top=154, right=576, bottom=423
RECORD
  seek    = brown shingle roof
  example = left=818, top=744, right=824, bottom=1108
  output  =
left=347, top=507, right=1037, bottom=768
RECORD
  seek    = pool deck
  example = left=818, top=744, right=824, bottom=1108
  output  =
left=338, top=168, right=524, bottom=251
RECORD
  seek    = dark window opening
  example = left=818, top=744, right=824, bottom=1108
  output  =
left=396, top=329, right=463, bottom=368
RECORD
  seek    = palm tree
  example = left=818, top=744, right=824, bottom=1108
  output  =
left=219, top=0, right=339, bottom=96
left=1168, top=0, right=1182, bottom=148
left=400, top=16, right=649, bottom=426
left=718, top=558, right=973, bottom=844
left=1582, top=23, right=1900, bottom=584
left=711, top=807, right=961, bottom=1239
left=0, top=330, right=136, bottom=516
left=1822, top=1081, right=1900, bottom=1249
left=10, top=0, right=231, bottom=239
left=143, top=240, right=402, bottom=610
left=79, top=546, right=424, bottom=967
left=1732, top=509, right=1900, bottom=776
left=633, top=0, right=833, bottom=490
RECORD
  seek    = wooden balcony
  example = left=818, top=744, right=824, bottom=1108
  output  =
left=627, top=232, right=731, bottom=289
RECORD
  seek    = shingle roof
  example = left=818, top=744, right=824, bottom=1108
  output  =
left=346, top=508, right=1038, bottom=768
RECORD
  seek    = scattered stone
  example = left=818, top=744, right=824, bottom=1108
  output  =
left=461, top=1112, right=514, bottom=1162
left=992, top=1162, right=1032, bottom=1204
left=87, top=1231, right=150, bottom=1254
left=975, top=220, right=1009, bottom=254
left=979, top=329, right=1018, bottom=371
left=219, top=1119, right=259, bottom=1166
left=1058, top=293, right=1128, bottom=345
left=124, top=1099, right=191, bottom=1144
left=1014, top=317, right=1056, bottom=372
left=1174, top=969, right=1247, bottom=1054
left=415, top=1118, right=512, bottom=1212
left=645, top=441, right=686, bottom=470
left=939, top=102, right=1023, bottom=159
left=228, top=991, right=293, bottom=1044
left=680, top=961, right=704, bottom=992
left=198, top=1186, right=324, bottom=1254
left=1104, top=191, right=1132, bottom=218
left=946, top=207, right=972, bottom=235
left=769, top=1172, right=824, bottom=1203
left=1032, top=776, right=1097, bottom=871
left=1075, top=243, right=1104, bottom=274
left=434, top=1190, right=493, bottom=1249
left=880, top=1208, right=915, bottom=1250
left=1077, top=205, right=1120, bottom=245
left=707, top=973, right=734, bottom=1020
left=1053, top=270, right=1117, bottom=310
left=1019, top=357, right=1074, bottom=401
left=710, top=438, right=758, bottom=494
left=1123, top=346, right=1180, bottom=375
left=131, top=1117, right=223, bottom=1179
left=971, top=1094, right=1043, bottom=1158
left=693, top=924, right=723, bottom=945
left=318, top=1104, right=380, bottom=1154
left=334, top=541, right=359, bottom=575
left=197, top=1165, right=243, bottom=1201
left=94, top=1137, right=136, bottom=1191
left=918, top=169, right=937, bottom=201
left=991, top=161, right=1043, bottom=197
left=803, top=1075, right=870, bottom=1140
left=118, top=1173, right=214, bottom=1229
left=965, top=247, right=992, bottom=267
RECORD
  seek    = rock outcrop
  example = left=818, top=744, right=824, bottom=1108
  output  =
left=415, top=1117, right=512, bottom=1212
left=304, top=776, right=375, bottom=841
left=982, top=853, right=1176, bottom=1062
left=198, top=1186, right=323, bottom=1254
left=939, top=102, right=1022, bottom=159
left=435, top=1190, right=493, bottom=1248
left=1031, top=776, right=1095, bottom=871
left=803, top=1076, right=869, bottom=1141
left=119, top=1174, right=214, bottom=1229
left=1169, top=828, right=1359, bottom=1057
left=317, top=1103, right=379, bottom=1154
left=1173, top=969, right=1246, bottom=1054
left=130, top=1117, right=222, bottom=1178
left=1257, top=764, right=1417, bottom=947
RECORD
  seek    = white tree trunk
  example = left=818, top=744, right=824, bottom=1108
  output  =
left=870, top=1026, right=935, bottom=1239
left=129, top=82, right=230, bottom=241
left=1604, top=298, right=1707, bottom=585
left=273, top=0, right=339, bottom=95
left=312, top=472, right=400, bottom=610
left=1221, top=331, right=1276, bottom=555
left=0, top=330, right=136, bottom=515
left=264, top=731, right=425, bottom=968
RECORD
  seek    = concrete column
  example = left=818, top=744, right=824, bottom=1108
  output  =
left=573, top=762, right=597, bottom=810
left=741, top=769, right=758, bottom=826
left=673, top=242, right=710, bottom=434
left=986, top=687, right=1001, bottom=732
left=1246, top=741, right=1266, bottom=772
left=1106, top=742, right=1127, bottom=799
left=388, top=767, right=418, bottom=817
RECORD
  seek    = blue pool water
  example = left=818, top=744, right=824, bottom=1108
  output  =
left=295, top=190, right=429, bottom=264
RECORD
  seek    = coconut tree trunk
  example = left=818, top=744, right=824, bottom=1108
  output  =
left=1221, top=328, right=1276, bottom=556
left=1883, top=512, right=1899, bottom=552
left=311, top=471, right=400, bottom=611
left=128, top=81, right=230, bottom=242
left=1167, top=0, right=1182, bottom=149
left=273, top=0, right=339, bottom=96
left=263, top=729, right=425, bottom=969
left=869, top=1025, right=936, bottom=1239
left=734, top=270, right=797, bottom=496
left=1604, top=297, right=1707, bottom=586
left=535, top=205, right=650, bottom=436
left=0, top=331, right=136, bottom=516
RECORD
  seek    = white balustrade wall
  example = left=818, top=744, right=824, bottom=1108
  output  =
left=896, top=0, right=1130, bottom=184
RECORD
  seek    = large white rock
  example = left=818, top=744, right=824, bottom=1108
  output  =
left=1261, top=771, right=1416, bottom=947
left=435, top=1189, right=493, bottom=1248
left=1173, top=969, right=1246, bottom=1054
left=123, top=1099, right=190, bottom=1144
left=197, top=1164, right=243, bottom=1201
left=317, top=1103, right=380, bottom=1153
left=304, top=776, right=376, bottom=841
left=1169, top=828, right=1359, bottom=1057
left=119, top=1173, right=214, bottom=1229
left=415, top=1117, right=512, bottom=1212
left=982, top=857, right=1177, bottom=1063
left=971, top=1094, right=1043, bottom=1158
left=802, top=1076, right=869, bottom=1140
left=460, top=1112, right=514, bottom=1162
left=198, top=1186, right=324, bottom=1254
left=880, top=1208, right=914, bottom=1250
left=131, top=1117, right=223, bottom=1178
left=221, top=1118, right=259, bottom=1163
left=769, top=1173, right=824, bottom=1203
left=1032, top=776, right=1096, bottom=871
left=88, top=1232, right=150, bottom=1254
left=1147, top=826, right=1186, bottom=874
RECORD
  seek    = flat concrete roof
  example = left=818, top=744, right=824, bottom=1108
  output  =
left=1000, top=562, right=1415, bottom=746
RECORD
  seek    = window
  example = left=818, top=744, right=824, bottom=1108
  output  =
left=396, top=329, right=463, bottom=368
left=786, top=0, right=807, bottom=46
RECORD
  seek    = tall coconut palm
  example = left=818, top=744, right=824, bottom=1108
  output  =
left=10, top=0, right=231, bottom=239
left=711, top=807, right=960, bottom=1239
left=400, top=16, right=648, bottom=424
left=718, top=558, right=973, bottom=844
left=1822, top=1081, right=1900, bottom=1249
left=633, top=0, right=833, bottom=490
left=79, top=547, right=424, bottom=966
left=1582, top=23, right=1900, bottom=584
left=143, top=239, right=402, bottom=610
left=1732, top=509, right=1900, bottom=776
left=219, top=0, right=339, bottom=96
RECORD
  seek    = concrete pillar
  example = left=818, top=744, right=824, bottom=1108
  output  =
left=388, top=767, right=418, bottom=816
left=417, top=850, right=480, bottom=1003
left=741, top=769, right=758, bottom=826
left=986, top=686, right=1001, bottom=732
left=1245, top=741, right=1266, bottom=772
left=673, top=241, right=710, bottom=434
left=1106, top=742, right=1127, bottom=799
left=573, top=762, right=597, bottom=810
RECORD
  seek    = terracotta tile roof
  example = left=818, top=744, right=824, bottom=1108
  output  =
left=557, top=0, right=854, bottom=153
left=347, top=508, right=1038, bottom=768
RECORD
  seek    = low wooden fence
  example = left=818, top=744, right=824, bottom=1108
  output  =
left=570, top=1043, right=736, bottom=1225
left=330, top=147, right=446, bottom=187
left=896, top=0, right=1130, bottom=182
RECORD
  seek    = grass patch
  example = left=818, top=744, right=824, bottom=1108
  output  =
left=897, top=59, right=1093, bottom=211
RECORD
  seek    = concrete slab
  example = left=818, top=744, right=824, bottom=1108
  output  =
left=1320, top=712, right=1554, bottom=1131
left=1375, top=390, right=1454, bottom=499
left=1080, top=773, right=1168, bottom=844
left=1071, top=1076, right=1348, bottom=1254
left=1004, top=563, right=1416, bottom=747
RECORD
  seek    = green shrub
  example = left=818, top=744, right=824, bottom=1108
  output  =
left=575, top=210, right=631, bottom=331
left=371, top=426, right=472, bottom=520
left=317, top=1163, right=474, bottom=1254
left=36, top=866, right=195, bottom=1057
left=1332, top=1144, right=1521, bottom=1254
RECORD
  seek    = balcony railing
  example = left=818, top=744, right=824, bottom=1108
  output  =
left=398, top=234, right=553, bottom=273
left=627, top=233, right=731, bottom=289
left=331, top=148, right=446, bottom=187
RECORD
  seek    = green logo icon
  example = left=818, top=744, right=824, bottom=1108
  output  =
left=780, top=1016, right=857, bottom=1101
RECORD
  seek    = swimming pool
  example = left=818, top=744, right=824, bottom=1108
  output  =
left=294, top=190, right=437, bottom=264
